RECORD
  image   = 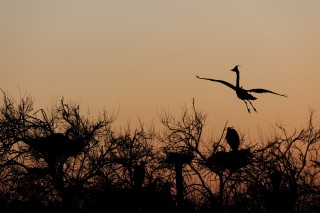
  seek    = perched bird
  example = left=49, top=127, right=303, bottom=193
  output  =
left=225, top=127, right=240, bottom=152
left=196, top=65, right=287, bottom=113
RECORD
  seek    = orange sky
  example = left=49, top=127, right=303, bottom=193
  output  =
left=1, top=1, right=320, bottom=141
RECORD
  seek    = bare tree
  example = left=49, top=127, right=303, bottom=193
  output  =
left=158, top=98, right=207, bottom=212
left=0, top=91, right=117, bottom=211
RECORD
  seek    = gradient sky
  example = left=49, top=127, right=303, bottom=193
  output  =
left=1, top=1, right=320, bottom=141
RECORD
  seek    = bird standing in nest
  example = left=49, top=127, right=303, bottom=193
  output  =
left=225, top=127, right=240, bottom=152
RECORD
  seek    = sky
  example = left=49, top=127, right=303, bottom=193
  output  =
left=1, top=1, right=320, bottom=142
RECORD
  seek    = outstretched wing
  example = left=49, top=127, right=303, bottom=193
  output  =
left=248, top=88, right=287, bottom=97
left=196, top=75, right=237, bottom=91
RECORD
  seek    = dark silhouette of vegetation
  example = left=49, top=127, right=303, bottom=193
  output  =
left=0, top=91, right=319, bottom=212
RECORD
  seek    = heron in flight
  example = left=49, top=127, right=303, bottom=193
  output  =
left=196, top=65, right=287, bottom=113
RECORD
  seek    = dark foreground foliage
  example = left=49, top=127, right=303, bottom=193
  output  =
left=0, top=92, right=320, bottom=213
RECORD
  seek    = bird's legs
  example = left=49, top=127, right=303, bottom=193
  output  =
left=243, top=100, right=257, bottom=113
left=243, top=101, right=251, bottom=113
left=248, top=100, right=257, bottom=112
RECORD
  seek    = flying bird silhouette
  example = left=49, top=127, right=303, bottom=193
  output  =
left=196, top=65, right=287, bottom=113
left=225, top=127, right=240, bottom=152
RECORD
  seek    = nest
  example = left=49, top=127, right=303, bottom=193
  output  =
left=207, top=148, right=252, bottom=171
left=165, top=150, right=194, bottom=165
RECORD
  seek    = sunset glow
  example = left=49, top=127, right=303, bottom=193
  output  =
left=1, top=1, right=320, bottom=140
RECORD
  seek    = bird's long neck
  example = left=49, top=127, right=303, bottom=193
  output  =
left=235, top=70, right=240, bottom=88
